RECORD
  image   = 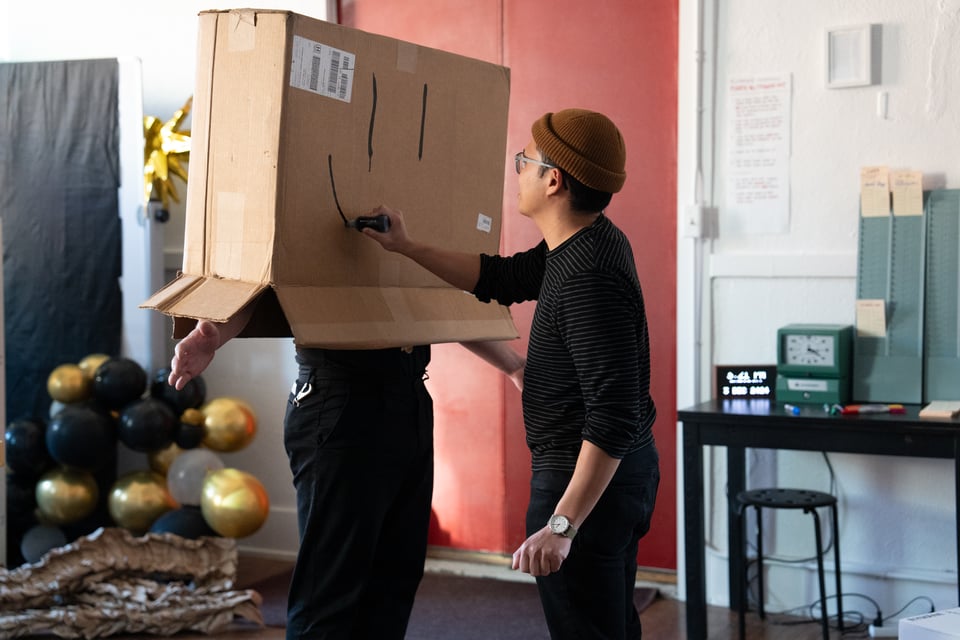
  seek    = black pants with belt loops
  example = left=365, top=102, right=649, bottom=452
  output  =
left=283, top=346, right=434, bottom=640
left=529, top=444, right=660, bottom=640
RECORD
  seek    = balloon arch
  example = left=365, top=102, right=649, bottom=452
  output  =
left=7, top=354, right=269, bottom=566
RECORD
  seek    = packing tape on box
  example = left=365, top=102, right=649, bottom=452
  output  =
left=397, top=42, right=418, bottom=74
left=228, top=10, right=258, bottom=52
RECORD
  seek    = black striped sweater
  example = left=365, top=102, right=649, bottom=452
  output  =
left=473, top=214, right=657, bottom=472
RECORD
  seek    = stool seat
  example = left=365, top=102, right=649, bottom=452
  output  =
left=735, top=487, right=842, bottom=640
left=738, top=488, right=837, bottom=510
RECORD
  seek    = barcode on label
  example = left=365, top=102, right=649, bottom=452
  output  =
left=291, top=36, right=354, bottom=103
left=476, top=213, right=493, bottom=233
left=325, top=50, right=341, bottom=94
left=309, top=56, right=321, bottom=92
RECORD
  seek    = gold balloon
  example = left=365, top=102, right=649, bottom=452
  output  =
left=109, top=470, right=176, bottom=534
left=148, top=442, right=184, bottom=476
left=181, top=408, right=204, bottom=427
left=78, top=353, right=111, bottom=380
left=202, top=397, right=257, bottom=452
left=200, top=468, right=269, bottom=538
left=35, top=467, right=99, bottom=525
left=46, top=364, right=91, bottom=404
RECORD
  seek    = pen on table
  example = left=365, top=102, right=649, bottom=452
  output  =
left=784, top=403, right=800, bottom=415
left=839, top=403, right=906, bottom=415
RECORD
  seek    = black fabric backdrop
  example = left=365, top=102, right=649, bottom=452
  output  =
left=1, top=59, right=122, bottom=565
left=0, top=58, right=122, bottom=423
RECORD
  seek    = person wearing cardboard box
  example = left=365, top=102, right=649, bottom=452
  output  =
left=361, top=108, right=660, bottom=640
left=168, top=315, right=524, bottom=638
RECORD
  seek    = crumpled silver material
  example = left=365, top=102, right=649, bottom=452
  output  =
left=0, top=527, right=264, bottom=638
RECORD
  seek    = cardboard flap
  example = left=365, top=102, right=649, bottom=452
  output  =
left=140, top=273, right=268, bottom=323
left=274, top=285, right=518, bottom=349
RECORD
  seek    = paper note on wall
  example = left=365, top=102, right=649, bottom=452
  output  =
left=724, top=74, right=792, bottom=235
left=891, top=170, right=923, bottom=216
left=860, top=166, right=890, bottom=217
left=856, top=298, right=887, bottom=338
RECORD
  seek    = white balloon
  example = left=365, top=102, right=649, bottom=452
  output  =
left=49, top=400, right=66, bottom=419
left=21, top=524, right=67, bottom=564
left=166, top=448, right=224, bottom=506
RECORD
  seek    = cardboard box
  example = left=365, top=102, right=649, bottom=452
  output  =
left=900, top=608, right=960, bottom=639
left=143, top=9, right=517, bottom=348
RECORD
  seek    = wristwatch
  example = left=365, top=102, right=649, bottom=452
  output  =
left=548, top=514, right=578, bottom=539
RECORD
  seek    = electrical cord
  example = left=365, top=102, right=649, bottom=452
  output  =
left=821, top=451, right=838, bottom=496
left=755, top=601, right=867, bottom=636
left=737, top=452, right=937, bottom=635
left=884, top=595, right=936, bottom=620
left=749, top=590, right=937, bottom=637
left=749, top=591, right=873, bottom=636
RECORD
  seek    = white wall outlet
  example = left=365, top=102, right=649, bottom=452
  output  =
left=868, top=623, right=897, bottom=637
left=683, top=205, right=718, bottom=238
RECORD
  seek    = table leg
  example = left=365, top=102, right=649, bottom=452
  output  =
left=683, top=422, right=707, bottom=640
left=727, top=446, right=747, bottom=612
left=955, top=439, right=960, bottom=605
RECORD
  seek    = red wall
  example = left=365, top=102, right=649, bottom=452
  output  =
left=342, top=0, right=678, bottom=570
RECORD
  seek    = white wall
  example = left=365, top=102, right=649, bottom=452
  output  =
left=678, top=0, right=960, bottom=622
left=1, top=0, right=337, bottom=558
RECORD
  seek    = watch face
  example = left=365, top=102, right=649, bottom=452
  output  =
left=549, top=515, right=569, bottom=534
left=784, top=334, right=836, bottom=367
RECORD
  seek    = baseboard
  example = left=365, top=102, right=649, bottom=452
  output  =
left=235, top=543, right=677, bottom=598
left=424, top=546, right=678, bottom=597
left=426, top=546, right=512, bottom=566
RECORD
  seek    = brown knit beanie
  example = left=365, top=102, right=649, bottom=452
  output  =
left=531, top=109, right=626, bottom=194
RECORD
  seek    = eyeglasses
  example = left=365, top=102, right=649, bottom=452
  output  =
left=514, top=151, right=557, bottom=174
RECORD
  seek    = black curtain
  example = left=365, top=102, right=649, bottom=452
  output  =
left=0, top=58, right=123, bottom=423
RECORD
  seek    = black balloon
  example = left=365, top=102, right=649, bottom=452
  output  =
left=46, top=406, right=116, bottom=470
left=92, top=358, right=147, bottom=410
left=118, top=398, right=177, bottom=453
left=149, top=505, right=218, bottom=539
left=7, top=471, right=39, bottom=520
left=175, top=420, right=206, bottom=449
left=151, top=368, right=206, bottom=414
left=5, top=418, right=50, bottom=476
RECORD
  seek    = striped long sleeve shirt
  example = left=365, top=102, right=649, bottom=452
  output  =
left=473, top=214, right=656, bottom=472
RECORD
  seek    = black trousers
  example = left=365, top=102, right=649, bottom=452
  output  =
left=283, top=348, right=434, bottom=640
left=528, top=444, right=660, bottom=640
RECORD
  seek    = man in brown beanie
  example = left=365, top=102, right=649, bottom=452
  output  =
left=362, top=108, right=659, bottom=640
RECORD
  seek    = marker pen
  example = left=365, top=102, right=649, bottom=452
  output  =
left=840, top=403, right=906, bottom=415
left=784, top=403, right=800, bottom=415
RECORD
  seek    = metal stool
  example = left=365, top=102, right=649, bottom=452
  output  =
left=735, top=488, right=843, bottom=640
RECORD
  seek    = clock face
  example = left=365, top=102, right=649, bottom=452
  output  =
left=784, top=334, right=836, bottom=367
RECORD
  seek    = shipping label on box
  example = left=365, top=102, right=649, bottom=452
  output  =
left=142, top=9, right=517, bottom=349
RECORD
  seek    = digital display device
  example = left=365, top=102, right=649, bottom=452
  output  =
left=715, top=365, right=777, bottom=400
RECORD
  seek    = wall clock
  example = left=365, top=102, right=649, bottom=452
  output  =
left=775, top=324, right=853, bottom=404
